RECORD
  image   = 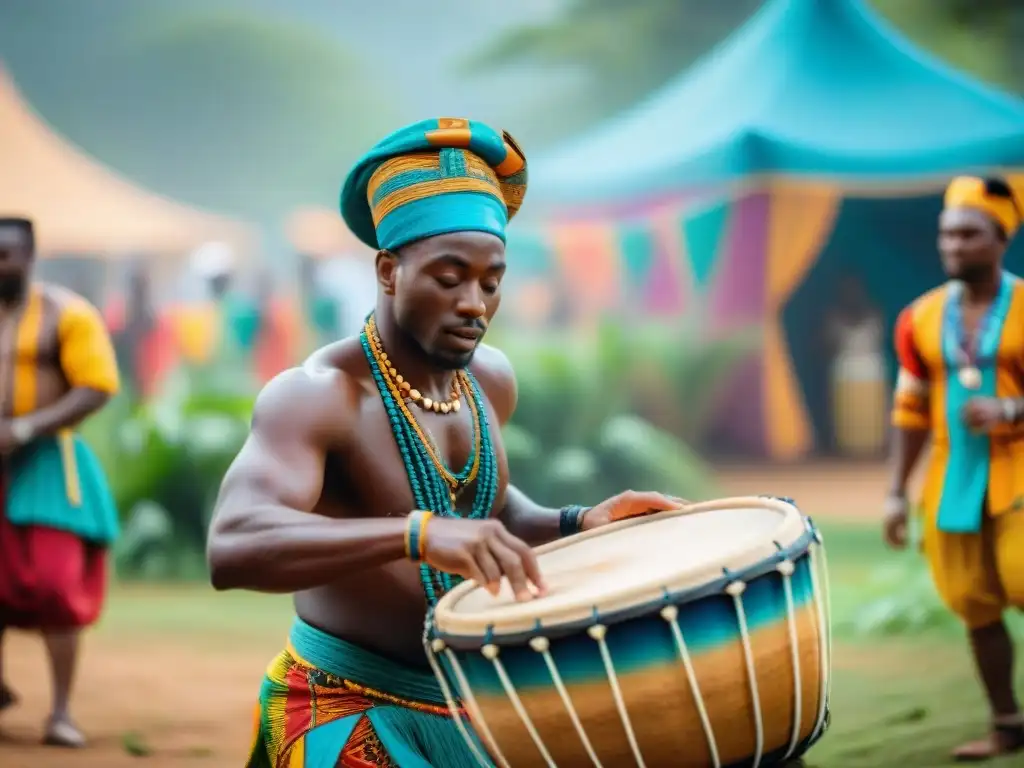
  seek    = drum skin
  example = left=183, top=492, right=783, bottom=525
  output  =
left=443, top=550, right=825, bottom=767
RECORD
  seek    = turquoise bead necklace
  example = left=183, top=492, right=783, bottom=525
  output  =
left=361, top=313, right=499, bottom=606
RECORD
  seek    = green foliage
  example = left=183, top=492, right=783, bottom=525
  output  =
left=82, top=362, right=257, bottom=580
left=498, top=320, right=759, bottom=506
left=844, top=557, right=956, bottom=637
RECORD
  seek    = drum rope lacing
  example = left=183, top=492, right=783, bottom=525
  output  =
left=425, top=502, right=834, bottom=768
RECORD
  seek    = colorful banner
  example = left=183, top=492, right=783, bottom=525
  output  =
left=763, top=181, right=841, bottom=460
left=646, top=209, right=691, bottom=315
left=680, top=199, right=730, bottom=292
left=616, top=221, right=657, bottom=297
left=705, top=191, right=770, bottom=451
left=551, top=221, right=622, bottom=318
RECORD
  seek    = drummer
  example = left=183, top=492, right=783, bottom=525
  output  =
left=886, top=176, right=1024, bottom=761
left=208, top=118, right=681, bottom=767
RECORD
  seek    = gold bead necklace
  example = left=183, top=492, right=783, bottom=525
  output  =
left=375, top=346, right=462, bottom=414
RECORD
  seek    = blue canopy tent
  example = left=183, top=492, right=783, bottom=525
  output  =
left=531, top=0, right=1024, bottom=201
left=522, top=0, right=1024, bottom=460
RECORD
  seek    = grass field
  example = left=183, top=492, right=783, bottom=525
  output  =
left=3, top=488, right=1024, bottom=766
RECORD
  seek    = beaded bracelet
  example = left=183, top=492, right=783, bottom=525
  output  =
left=558, top=504, right=590, bottom=538
left=1000, top=398, right=1022, bottom=424
left=405, top=510, right=433, bottom=562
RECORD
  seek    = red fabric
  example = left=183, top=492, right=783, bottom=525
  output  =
left=894, top=306, right=927, bottom=379
left=136, top=315, right=180, bottom=398
left=254, top=298, right=300, bottom=384
left=0, top=513, right=108, bottom=629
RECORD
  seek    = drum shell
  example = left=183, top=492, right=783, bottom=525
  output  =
left=440, top=549, right=826, bottom=768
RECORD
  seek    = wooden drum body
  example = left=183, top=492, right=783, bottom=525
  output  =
left=425, top=497, right=832, bottom=768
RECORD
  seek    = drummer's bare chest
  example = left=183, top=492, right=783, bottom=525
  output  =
left=318, top=395, right=509, bottom=518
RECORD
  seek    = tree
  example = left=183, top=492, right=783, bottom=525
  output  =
left=463, top=0, right=759, bottom=147
left=467, top=0, right=1022, bottom=149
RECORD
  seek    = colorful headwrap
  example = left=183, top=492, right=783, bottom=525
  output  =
left=944, top=176, right=1021, bottom=238
left=340, top=118, right=528, bottom=251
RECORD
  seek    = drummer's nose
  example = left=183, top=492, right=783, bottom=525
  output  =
left=454, top=285, right=487, bottom=320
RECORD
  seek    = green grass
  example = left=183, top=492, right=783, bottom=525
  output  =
left=98, top=520, right=1024, bottom=766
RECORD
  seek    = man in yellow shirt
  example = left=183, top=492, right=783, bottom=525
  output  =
left=0, top=217, right=121, bottom=748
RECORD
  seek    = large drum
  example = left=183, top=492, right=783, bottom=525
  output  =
left=424, top=496, right=831, bottom=768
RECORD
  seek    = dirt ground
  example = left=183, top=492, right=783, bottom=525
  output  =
left=714, top=460, right=889, bottom=522
left=0, top=462, right=890, bottom=767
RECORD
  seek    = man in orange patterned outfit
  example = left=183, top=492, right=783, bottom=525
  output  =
left=886, top=178, right=1024, bottom=761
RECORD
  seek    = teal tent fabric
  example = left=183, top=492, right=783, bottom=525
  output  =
left=505, top=231, right=554, bottom=277
left=780, top=195, right=1024, bottom=449
left=681, top=201, right=730, bottom=290
left=532, top=0, right=1024, bottom=204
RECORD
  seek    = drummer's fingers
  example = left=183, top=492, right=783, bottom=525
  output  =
left=497, top=528, right=547, bottom=596
left=470, top=542, right=503, bottom=596
left=488, top=538, right=532, bottom=602
left=612, top=490, right=679, bottom=520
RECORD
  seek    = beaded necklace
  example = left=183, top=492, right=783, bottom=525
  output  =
left=360, top=313, right=499, bottom=606
left=943, top=273, right=1014, bottom=390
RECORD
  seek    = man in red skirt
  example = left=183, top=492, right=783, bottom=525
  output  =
left=0, top=217, right=121, bottom=748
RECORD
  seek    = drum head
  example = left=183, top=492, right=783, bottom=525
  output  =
left=432, top=496, right=809, bottom=641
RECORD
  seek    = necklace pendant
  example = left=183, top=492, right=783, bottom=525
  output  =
left=959, top=366, right=982, bottom=390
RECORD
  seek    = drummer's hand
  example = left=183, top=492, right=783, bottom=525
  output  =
left=581, top=490, right=687, bottom=532
left=421, top=517, right=546, bottom=602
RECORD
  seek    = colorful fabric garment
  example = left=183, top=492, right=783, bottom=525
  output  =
left=105, top=299, right=179, bottom=399
left=0, top=283, right=120, bottom=543
left=921, top=500, right=1024, bottom=630
left=0, top=283, right=119, bottom=628
left=7, top=283, right=121, bottom=414
left=249, top=618, right=490, bottom=768
left=945, top=176, right=1021, bottom=238
left=5, top=433, right=119, bottom=544
left=340, top=117, right=528, bottom=251
left=892, top=274, right=1024, bottom=530
left=892, top=275, right=1024, bottom=626
left=0, top=512, right=108, bottom=629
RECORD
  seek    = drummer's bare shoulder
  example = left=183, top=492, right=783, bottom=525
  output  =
left=214, top=343, right=363, bottom=517
left=257, top=341, right=365, bottom=441
left=469, top=343, right=518, bottom=425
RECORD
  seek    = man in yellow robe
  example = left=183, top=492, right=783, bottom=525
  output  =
left=886, top=177, right=1024, bottom=761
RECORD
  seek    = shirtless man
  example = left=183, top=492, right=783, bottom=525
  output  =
left=208, top=118, right=681, bottom=767
left=0, top=217, right=121, bottom=748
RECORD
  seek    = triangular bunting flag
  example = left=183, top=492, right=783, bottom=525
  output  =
left=681, top=200, right=730, bottom=291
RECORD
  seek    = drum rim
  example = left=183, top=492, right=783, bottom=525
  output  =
left=430, top=495, right=818, bottom=648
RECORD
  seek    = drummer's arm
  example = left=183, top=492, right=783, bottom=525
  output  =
left=208, top=368, right=411, bottom=592
left=888, top=307, right=930, bottom=497
left=499, top=485, right=566, bottom=547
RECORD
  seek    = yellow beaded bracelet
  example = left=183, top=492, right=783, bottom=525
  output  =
left=405, top=510, right=433, bottom=562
